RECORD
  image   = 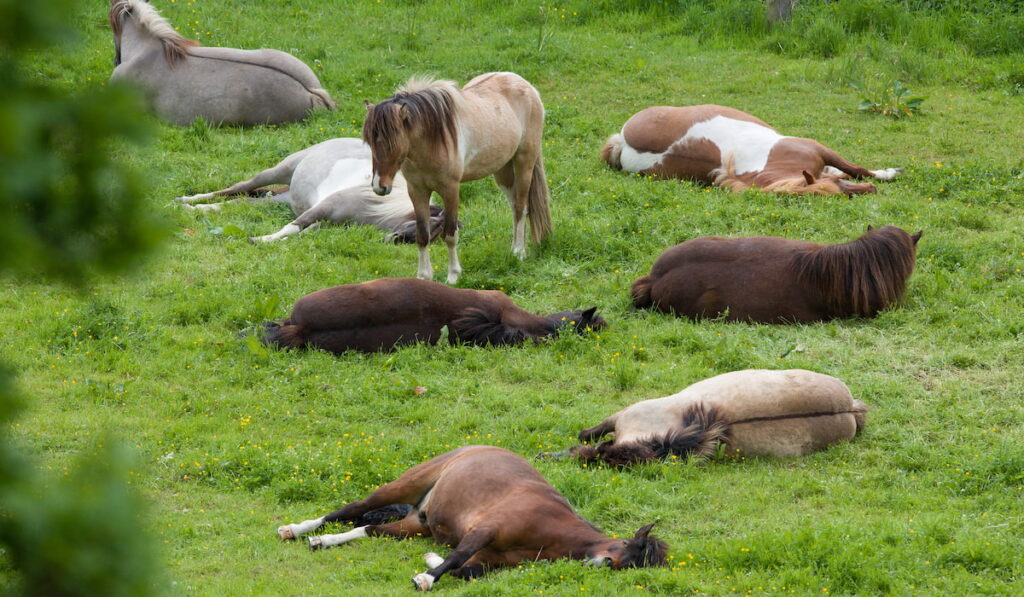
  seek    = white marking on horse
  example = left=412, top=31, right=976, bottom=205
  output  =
left=314, top=525, right=368, bottom=548
left=680, top=116, right=785, bottom=174
left=870, top=168, right=901, bottom=180
left=317, top=158, right=370, bottom=202
left=278, top=515, right=325, bottom=539
left=371, top=172, right=383, bottom=194
left=412, top=572, right=435, bottom=591
left=619, top=141, right=664, bottom=172
left=423, top=552, right=444, bottom=568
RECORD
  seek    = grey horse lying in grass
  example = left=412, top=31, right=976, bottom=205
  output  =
left=177, top=138, right=445, bottom=244
left=109, top=0, right=334, bottom=126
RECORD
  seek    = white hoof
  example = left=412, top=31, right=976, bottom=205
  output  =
left=871, top=168, right=902, bottom=181
left=446, top=272, right=460, bottom=284
left=512, top=246, right=527, bottom=260
left=412, top=573, right=435, bottom=591
left=423, top=552, right=444, bottom=568
left=278, top=525, right=295, bottom=541
left=308, top=536, right=323, bottom=551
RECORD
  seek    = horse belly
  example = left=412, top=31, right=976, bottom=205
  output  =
left=650, top=138, right=722, bottom=183
left=305, top=322, right=442, bottom=354
left=727, top=413, right=858, bottom=457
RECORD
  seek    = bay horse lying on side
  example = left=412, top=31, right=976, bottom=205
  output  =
left=364, top=73, right=552, bottom=283
left=632, top=225, right=921, bottom=323
left=263, top=278, right=605, bottom=353
left=545, top=369, right=867, bottom=466
left=176, top=138, right=445, bottom=243
left=277, top=446, right=667, bottom=590
left=109, top=0, right=333, bottom=126
left=601, top=105, right=901, bottom=195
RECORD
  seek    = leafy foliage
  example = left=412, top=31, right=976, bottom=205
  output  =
left=850, top=79, right=926, bottom=118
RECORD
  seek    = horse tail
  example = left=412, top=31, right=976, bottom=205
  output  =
left=450, top=307, right=527, bottom=346
left=528, top=155, right=553, bottom=244
left=262, top=320, right=306, bottom=349
left=630, top=275, right=655, bottom=309
left=308, top=87, right=336, bottom=110
left=851, top=399, right=869, bottom=435
left=601, top=133, right=624, bottom=169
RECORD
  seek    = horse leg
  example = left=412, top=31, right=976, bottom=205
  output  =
left=437, top=183, right=462, bottom=284
left=412, top=528, right=495, bottom=591
left=249, top=192, right=347, bottom=243
left=493, top=163, right=523, bottom=257
left=175, top=150, right=305, bottom=203
left=278, top=448, right=466, bottom=541
left=308, top=510, right=430, bottom=550
left=408, top=185, right=437, bottom=281
left=578, top=417, right=617, bottom=443
left=817, top=143, right=901, bottom=181
left=184, top=190, right=292, bottom=213
left=510, top=153, right=537, bottom=259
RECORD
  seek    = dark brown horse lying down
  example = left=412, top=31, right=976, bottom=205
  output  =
left=277, top=446, right=668, bottom=590
left=263, top=278, right=605, bottom=353
left=632, top=225, right=921, bottom=323
left=547, top=369, right=867, bottom=467
left=601, top=105, right=901, bottom=195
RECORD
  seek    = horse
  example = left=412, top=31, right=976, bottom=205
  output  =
left=277, top=446, right=668, bottom=590
left=175, top=138, right=446, bottom=244
left=363, top=73, right=552, bottom=284
left=631, top=225, right=921, bottom=323
left=601, top=105, right=901, bottom=195
left=108, top=0, right=334, bottom=126
left=544, top=369, right=868, bottom=467
left=262, top=278, right=605, bottom=354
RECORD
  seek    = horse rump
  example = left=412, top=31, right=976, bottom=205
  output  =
left=261, top=320, right=306, bottom=349
left=450, top=307, right=528, bottom=347
left=630, top=275, right=655, bottom=309
left=600, top=133, right=625, bottom=170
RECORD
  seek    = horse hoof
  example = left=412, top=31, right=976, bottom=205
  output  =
left=412, top=573, right=434, bottom=591
left=308, top=536, right=323, bottom=551
left=423, top=552, right=444, bottom=568
left=278, top=525, right=295, bottom=541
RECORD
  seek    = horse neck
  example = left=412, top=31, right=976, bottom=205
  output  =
left=118, top=18, right=161, bottom=62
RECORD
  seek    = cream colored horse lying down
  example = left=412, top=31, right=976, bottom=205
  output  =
left=547, top=369, right=867, bottom=466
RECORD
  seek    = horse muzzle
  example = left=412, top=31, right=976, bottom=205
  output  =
left=586, top=556, right=612, bottom=568
left=373, top=184, right=392, bottom=196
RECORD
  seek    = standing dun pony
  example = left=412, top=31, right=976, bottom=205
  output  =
left=363, top=73, right=552, bottom=284
left=602, top=105, right=901, bottom=195
left=176, top=138, right=446, bottom=243
left=109, top=0, right=334, bottom=126
left=632, top=225, right=921, bottom=323
left=278, top=446, right=667, bottom=591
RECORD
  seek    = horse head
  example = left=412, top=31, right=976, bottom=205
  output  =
left=545, top=307, right=607, bottom=335
left=799, top=170, right=876, bottom=196
left=363, top=100, right=410, bottom=196
left=587, top=524, right=668, bottom=569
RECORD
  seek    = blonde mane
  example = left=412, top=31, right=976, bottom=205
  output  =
left=712, top=154, right=842, bottom=195
left=109, top=0, right=200, bottom=66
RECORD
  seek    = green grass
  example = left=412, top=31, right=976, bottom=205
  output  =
left=5, top=0, right=1024, bottom=595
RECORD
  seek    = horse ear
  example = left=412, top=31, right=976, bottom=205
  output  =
left=866, top=224, right=874, bottom=231
left=912, top=230, right=923, bottom=244
left=633, top=523, right=655, bottom=541
left=802, top=170, right=816, bottom=185
left=581, top=307, right=598, bottom=321
left=363, top=100, right=374, bottom=111
left=398, top=104, right=410, bottom=121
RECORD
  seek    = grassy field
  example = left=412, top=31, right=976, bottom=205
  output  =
left=5, top=0, right=1024, bottom=594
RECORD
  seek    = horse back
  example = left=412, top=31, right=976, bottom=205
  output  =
left=645, top=237, right=829, bottom=323
left=622, top=105, right=773, bottom=154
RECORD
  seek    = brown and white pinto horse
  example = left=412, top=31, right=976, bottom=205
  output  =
left=601, top=105, right=901, bottom=195
left=632, top=225, right=921, bottom=323
left=363, top=73, right=552, bottom=284
left=545, top=370, right=868, bottom=467
left=277, top=446, right=668, bottom=590
left=262, top=278, right=604, bottom=354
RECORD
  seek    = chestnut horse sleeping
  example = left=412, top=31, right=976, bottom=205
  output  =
left=601, top=105, right=901, bottom=195
left=277, top=446, right=667, bottom=590
left=544, top=369, right=868, bottom=467
left=263, top=278, right=604, bottom=353
left=632, top=225, right=921, bottom=323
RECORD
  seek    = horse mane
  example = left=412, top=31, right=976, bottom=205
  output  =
left=364, top=77, right=460, bottom=157
left=109, top=0, right=200, bottom=66
left=587, top=403, right=729, bottom=467
left=712, top=155, right=843, bottom=195
left=450, top=307, right=529, bottom=346
left=790, top=226, right=918, bottom=317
